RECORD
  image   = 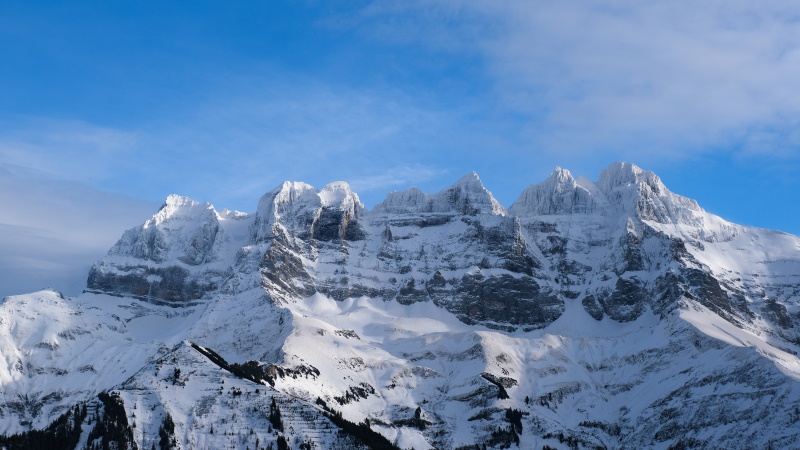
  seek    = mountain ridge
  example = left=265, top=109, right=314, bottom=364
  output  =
left=3, top=162, right=800, bottom=449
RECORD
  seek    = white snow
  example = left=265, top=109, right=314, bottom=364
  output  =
left=3, top=162, right=800, bottom=448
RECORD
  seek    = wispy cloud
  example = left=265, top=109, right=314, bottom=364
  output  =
left=128, top=74, right=457, bottom=209
left=348, top=164, right=447, bottom=195
left=359, top=1, right=800, bottom=160
left=0, top=74, right=459, bottom=212
left=0, top=116, right=138, bottom=183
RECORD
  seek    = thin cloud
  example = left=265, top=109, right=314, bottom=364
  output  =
left=348, top=164, right=447, bottom=196
left=0, top=116, right=138, bottom=183
left=131, top=74, right=455, bottom=210
left=0, top=74, right=455, bottom=212
left=361, top=0, right=800, bottom=160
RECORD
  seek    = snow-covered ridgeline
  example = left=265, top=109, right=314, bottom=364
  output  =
left=2, top=162, right=800, bottom=448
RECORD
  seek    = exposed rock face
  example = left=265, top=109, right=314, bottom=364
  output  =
left=433, top=272, right=562, bottom=330
left=8, top=162, right=793, bottom=449
left=87, top=264, right=203, bottom=303
left=231, top=172, right=558, bottom=328
left=86, top=164, right=798, bottom=337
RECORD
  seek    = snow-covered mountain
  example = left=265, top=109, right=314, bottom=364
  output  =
left=2, top=162, right=800, bottom=449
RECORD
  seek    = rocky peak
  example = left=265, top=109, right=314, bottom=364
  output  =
left=452, top=171, right=482, bottom=186
left=318, top=181, right=364, bottom=213
left=87, top=194, right=226, bottom=302
left=509, top=167, right=605, bottom=216
left=312, top=181, right=366, bottom=242
left=596, top=162, right=704, bottom=225
left=254, top=180, right=366, bottom=243
left=597, top=162, right=646, bottom=192
left=547, top=166, right=575, bottom=186
left=253, top=182, right=320, bottom=241
left=372, top=173, right=505, bottom=216
left=140, top=195, right=219, bottom=246
left=150, top=194, right=215, bottom=227
left=259, top=182, right=321, bottom=216
left=596, top=161, right=673, bottom=204
left=372, top=187, right=427, bottom=214
left=165, top=193, right=198, bottom=207
left=431, top=172, right=506, bottom=215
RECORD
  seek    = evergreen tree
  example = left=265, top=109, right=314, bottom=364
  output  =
left=269, top=397, right=284, bottom=432
left=158, top=412, right=176, bottom=450
left=276, top=435, right=290, bottom=450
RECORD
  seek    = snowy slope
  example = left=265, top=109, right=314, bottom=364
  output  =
left=2, top=162, right=800, bottom=449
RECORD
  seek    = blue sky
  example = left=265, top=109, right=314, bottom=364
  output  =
left=1, top=0, right=799, bottom=296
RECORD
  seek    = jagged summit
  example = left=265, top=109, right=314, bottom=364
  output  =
left=155, top=163, right=710, bottom=225
left=163, top=193, right=198, bottom=208
left=591, top=162, right=709, bottom=227
left=597, top=161, right=647, bottom=191
left=374, top=171, right=505, bottom=215
left=507, top=162, right=712, bottom=225
left=372, top=186, right=427, bottom=214
left=252, top=182, right=319, bottom=241
left=510, top=166, right=605, bottom=216
left=451, top=171, right=482, bottom=186
left=547, top=166, right=573, bottom=184
left=439, top=171, right=506, bottom=215
left=250, top=179, right=366, bottom=244
left=105, top=162, right=737, bottom=265
left=255, top=180, right=363, bottom=215
left=318, top=181, right=364, bottom=210
left=150, top=194, right=215, bottom=227
left=260, top=181, right=319, bottom=211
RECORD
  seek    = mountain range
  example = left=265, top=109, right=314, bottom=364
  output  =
left=2, top=162, right=800, bottom=449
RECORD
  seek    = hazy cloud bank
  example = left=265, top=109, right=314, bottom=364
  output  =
left=0, top=167, right=157, bottom=298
